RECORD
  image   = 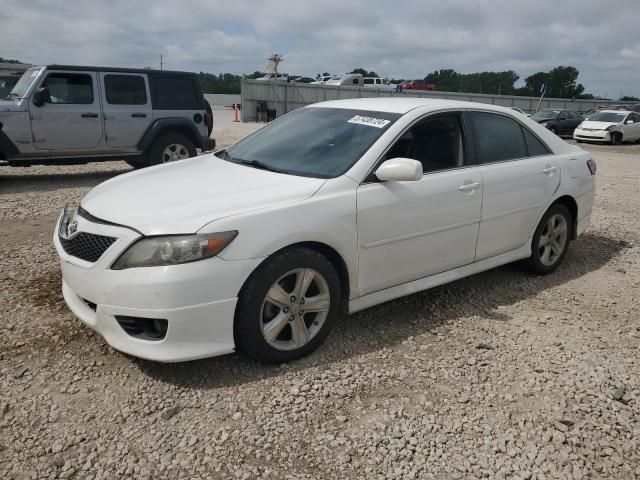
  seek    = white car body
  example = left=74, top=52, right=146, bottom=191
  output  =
left=309, top=75, right=334, bottom=85
left=324, top=74, right=364, bottom=86
left=363, top=77, right=395, bottom=90
left=574, top=110, right=640, bottom=143
left=55, top=98, right=595, bottom=362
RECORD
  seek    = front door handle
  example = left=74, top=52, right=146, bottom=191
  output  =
left=81, top=113, right=99, bottom=118
left=131, top=113, right=147, bottom=118
left=541, top=166, right=558, bottom=174
left=458, top=182, right=480, bottom=192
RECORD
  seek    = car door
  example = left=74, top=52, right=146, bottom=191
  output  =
left=356, top=112, right=483, bottom=295
left=467, top=111, right=561, bottom=261
left=625, top=113, right=640, bottom=140
left=29, top=70, right=103, bottom=151
left=569, top=111, right=582, bottom=133
left=556, top=110, right=571, bottom=135
left=100, top=73, right=151, bottom=149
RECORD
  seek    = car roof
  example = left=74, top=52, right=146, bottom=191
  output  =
left=43, top=65, right=196, bottom=76
left=312, top=97, right=530, bottom=115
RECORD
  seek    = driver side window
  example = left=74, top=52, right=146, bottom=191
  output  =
left=385, top=114, right=464, bottom=173
left=42, top=73, right=94, bottom=104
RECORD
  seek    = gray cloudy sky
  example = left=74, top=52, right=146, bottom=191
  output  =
left=2, top=0, right=640, bottom=98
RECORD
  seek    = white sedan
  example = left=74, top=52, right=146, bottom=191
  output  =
left=574, top=110, right=640, bottom=144
left=54, top=99, right=596, bottom=363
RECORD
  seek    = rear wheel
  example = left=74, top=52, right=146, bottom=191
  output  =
left=234, top=248, right=342, bottom=364
left=524, top=204, right=572, bottom=275
left=148, top=133, right=196, bottom=166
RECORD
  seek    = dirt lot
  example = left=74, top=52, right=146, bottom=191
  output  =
left=0, top=129, right=639, bottom=479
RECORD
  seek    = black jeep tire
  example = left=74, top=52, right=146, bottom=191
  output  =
left=205, top=100, right=213, bottom=137
left=234, top=248, right=342, bottom=364
left=148, top=133, right=196, bottom=166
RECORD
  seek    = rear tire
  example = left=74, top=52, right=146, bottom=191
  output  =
left=148, top=133, right=196, bottom=166
left=234, top=248, right=342, bottom=364
left=205, top=100, right=213, bottom=137
left=524, top=204, right=572, bottom=275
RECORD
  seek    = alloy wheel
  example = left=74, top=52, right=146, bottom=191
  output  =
left=538, top=213, right=568, bottom=266
left=260, top=268, right=331, bottom=351
left=162, top=143, right=190, bottom=162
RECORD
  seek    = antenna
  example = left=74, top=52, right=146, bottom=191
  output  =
left=160, top=55, right=163, bottom=70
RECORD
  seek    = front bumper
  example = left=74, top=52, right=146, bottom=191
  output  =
left=201, top=136, right=216, bottom=151
left=54, top=212, right=263, bottom=362
left=573, top=129, right=610, bottom=142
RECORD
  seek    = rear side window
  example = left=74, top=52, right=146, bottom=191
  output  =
left=42, top=73, right=93, bottom=104
left=522, top=128, right=550, bottom=156
left=150, top=76, right=201, bottom=110
left=469, top=112, right=527, bottom=163
left=104, top=75, right=147, bottom=105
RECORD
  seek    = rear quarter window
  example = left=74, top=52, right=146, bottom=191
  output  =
left=149, top=75, right=202, bottom=110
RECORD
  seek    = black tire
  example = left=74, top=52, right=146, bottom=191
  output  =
left=125, top=158, right=146, bottom=169
left=524, top=204, right=572, bottom=275
left=204, top=100, right=213, bottom=137
left=234, top=248, right=342, bottom=364
left=147, top=133, right=196, bottom=166
left=610, top=132, right=622, bottom=145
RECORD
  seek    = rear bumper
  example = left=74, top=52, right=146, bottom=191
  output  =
left=201, top=136, right=216, bottom=151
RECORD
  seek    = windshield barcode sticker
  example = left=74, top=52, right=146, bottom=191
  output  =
left=347, top=115, right=391, bottom=128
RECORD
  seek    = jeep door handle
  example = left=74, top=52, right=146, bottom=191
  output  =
left=81, top=113, right=99, bottom=118
left=131, top=113, right=147, bottom=118
left=458, top=182, right=480, bottom=192
left=541, top=166, right=558, bottom=174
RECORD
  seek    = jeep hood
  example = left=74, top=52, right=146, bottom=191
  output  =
left=81, top=154, right=326, bottom=235
left=0, top=99, right=26, bottom=113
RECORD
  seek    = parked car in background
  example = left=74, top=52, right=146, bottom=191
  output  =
left=55, top=98, right=595, bottom=363
left=325, top=73, right=363, bottom=86
left=291, top=76, right=316, bottom=84
left=310, top=75, right=335, bottom=85
left=529, top=109, right=583, bottom=136
left=0, top=65, right=214, bottom=167
left=581, top=109, right=597, bottom=120
left=363, top=77, right=394, bottom=90
left=400, top=79, right=437, bottom=91
left=574, top=110, right=640, bottom=144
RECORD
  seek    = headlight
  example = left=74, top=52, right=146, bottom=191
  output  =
left=112, top=231, right=238, bottom=269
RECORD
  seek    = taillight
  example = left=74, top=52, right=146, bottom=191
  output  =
left=587, top=158, right=597, bottom=175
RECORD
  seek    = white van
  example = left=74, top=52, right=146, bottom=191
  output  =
left=363, top=77, right=394, bottom=90
left=324, top=73, right=363, bottom=86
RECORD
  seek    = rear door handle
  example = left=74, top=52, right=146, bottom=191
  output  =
left=81, top=113, right=99, bottom=118
left=541, top=166, right=558, bottom=174
left=131, top=113, right=147, bottom=118
left=458, top=182, right=480, bottom=192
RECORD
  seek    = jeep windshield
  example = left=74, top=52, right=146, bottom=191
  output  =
left=220, top=107, right=400, bottom=178
left=8, top=67, right=43, bottom=98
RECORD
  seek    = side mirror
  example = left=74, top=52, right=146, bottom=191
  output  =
left=375, top=158, right=423, bottom=182
left=32, top=87, right=51, bottom=107
left=625, top=120, right=634, bottom=124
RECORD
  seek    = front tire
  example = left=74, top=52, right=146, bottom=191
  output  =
left=235, top=248, right=342, bottom=364
left=148, top=133, right=196, bottom=166
left=525, top=204, right=572, bottom=275
left=610, top=132, right=622, bottom=145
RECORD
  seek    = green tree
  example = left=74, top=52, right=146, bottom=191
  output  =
left=521, top=66, right=585, bottom=98
left=620, top=95, right=640, bottom=101
left=350, top=68, right=379, bottom=77
left=0, top=57, right=23, bottom=64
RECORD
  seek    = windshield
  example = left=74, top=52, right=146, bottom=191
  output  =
left=588, top=111, right=626, bottom=123
left=531, top=110, right=560, bottom=120
left=9, top=67, right=42, bottom=98
left=222, top=107, right=401, bottom=178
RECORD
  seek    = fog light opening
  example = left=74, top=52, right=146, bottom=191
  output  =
left=115, top=316, right=168, bottom=341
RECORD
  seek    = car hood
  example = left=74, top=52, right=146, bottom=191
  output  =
left=81, top=155, right=326, bottom=235
left=0, top=98, right=25, bottom=112
left=579, top=120, right=619, bottom=130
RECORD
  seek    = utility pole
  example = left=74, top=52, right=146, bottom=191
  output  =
left=160, top=55, right=163, bottom=70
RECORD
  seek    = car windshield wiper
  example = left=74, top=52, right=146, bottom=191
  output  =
left=237, top=159, right=287, bottom=174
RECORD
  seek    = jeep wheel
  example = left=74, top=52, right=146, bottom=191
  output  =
left=149, top=133, right=196, bottom=166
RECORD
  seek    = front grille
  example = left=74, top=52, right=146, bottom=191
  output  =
left=59, top=232, right=116, bottom=263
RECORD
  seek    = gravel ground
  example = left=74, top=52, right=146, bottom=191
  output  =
left=0, top=131, right=639, bottom=479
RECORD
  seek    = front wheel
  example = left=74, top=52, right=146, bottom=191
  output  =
left=524, top=204, right=572, bottom=275
left=148, top=133, right=196, bottom=166
left=234, top=248, right=342, bottom=364
left=610, top=132, right=622, bottom=145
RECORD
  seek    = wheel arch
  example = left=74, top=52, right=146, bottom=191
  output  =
left=137, top=118, right=202, bottom=153
left=549, top=195, right=578, bottom=240
left=237, top=241, right=351, bottom=313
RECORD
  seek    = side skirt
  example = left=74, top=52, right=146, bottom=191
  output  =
left=348, top=243, right=531, bottom=314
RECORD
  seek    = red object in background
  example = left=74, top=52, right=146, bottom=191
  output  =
left=400, top=79, right=437, bottom=91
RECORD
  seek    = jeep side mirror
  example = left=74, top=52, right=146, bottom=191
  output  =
left=32, top=87, right=51, bottom=107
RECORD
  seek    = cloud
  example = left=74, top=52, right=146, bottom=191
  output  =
left=2, top=0, right=639, bottom=97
